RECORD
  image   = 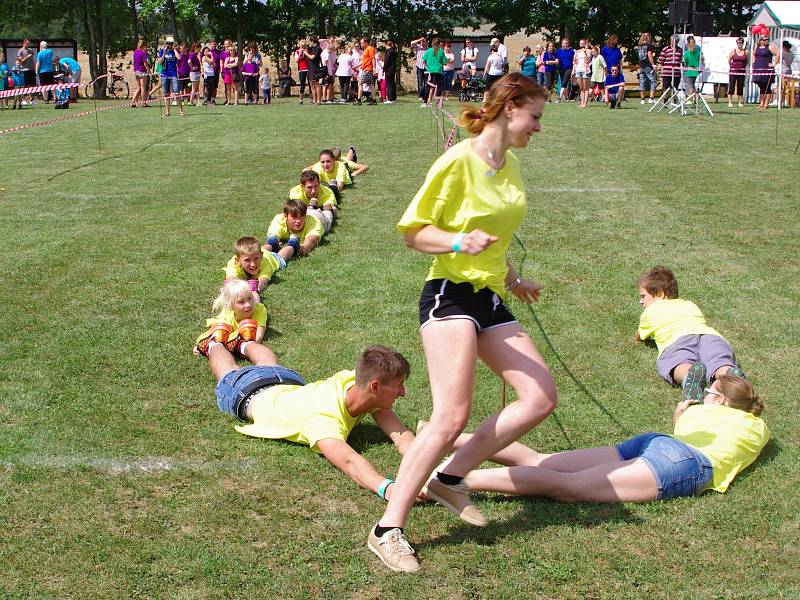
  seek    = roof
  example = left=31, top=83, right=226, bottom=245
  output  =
left=751, top=1, right=800, bottom=29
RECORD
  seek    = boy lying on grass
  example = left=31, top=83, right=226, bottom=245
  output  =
left=636, top=266, right=745, bottom=401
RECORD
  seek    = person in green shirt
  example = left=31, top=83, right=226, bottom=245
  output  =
left=681, top=36, right=704, bottom=98
left=422, top=37, right=446, bottom=105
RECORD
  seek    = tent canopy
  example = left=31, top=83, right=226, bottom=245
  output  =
left=750, top=1, right=800, bottom=30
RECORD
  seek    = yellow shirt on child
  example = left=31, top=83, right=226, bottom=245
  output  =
left=312, top=161, right=352, bottom=186
left=195, top=304, right=268, bottom=344
left=289, top=183, right=337, bottom=207
left=397, top=138, right=527, bottom=298
left=223, top=253, right=281, bottom=281
left=673, top=404, right=769, bottom=493
left=638, top=298, right=723, bottom=356
left=235, top=370, right=367, bottom=453
left=267, top=213, right=324, bottom=243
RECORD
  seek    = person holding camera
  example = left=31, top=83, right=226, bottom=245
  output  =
left=158, top=36, right=184, bottom=116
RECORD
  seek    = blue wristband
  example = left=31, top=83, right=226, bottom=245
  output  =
left=451, top=232, right=466, bottom=253
left=377, top=478, right=394, bottom=500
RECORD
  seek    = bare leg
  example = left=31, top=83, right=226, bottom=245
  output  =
left=241, top=341, right=278, bottom=365
left=378, top=319, right=478, bottom=528
left=442, top=322, right=557, bottom=477
left=672, top=362, right=692, bottom=385
left=277, top=246, right=295, bottom=261
left=464, top=457, right=659, bottom=503
left=208, top=344, right=239, bottom=382
left=450, top=430, right=622, bottom=471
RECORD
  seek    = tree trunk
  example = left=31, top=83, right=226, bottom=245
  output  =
left=166, top=0, right=179, bottom=39
left=96, top=0, right=108, bottom=98
left=129, top=0, right=139, bottom=48
left=236, top=0, right=243, bottom=53
left=395, top=2, right=404, bottom=93
left=81, top=0, right=101, bottom=97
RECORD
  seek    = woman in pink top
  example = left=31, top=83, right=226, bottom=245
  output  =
left=222, top=41, right=240, bottom=105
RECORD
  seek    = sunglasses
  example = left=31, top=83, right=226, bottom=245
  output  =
left=704, top=387, right=725, bottom=399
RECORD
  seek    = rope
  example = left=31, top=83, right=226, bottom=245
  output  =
left=509, top=234, right=633, bottom=438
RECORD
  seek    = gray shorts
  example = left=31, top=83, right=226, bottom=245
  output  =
left=657, top=334, right=738, bottom=385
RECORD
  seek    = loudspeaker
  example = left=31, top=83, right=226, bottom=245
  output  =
left=694, top=13, right=714, bottom=36
left=669, top=1, right=691, bottom=25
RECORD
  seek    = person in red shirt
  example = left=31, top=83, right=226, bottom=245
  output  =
left=357, top=36, right=377, bottom=105
left=295, top=40, right=310, bottom=105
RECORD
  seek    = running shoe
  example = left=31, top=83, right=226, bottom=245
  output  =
left=682, top=362, right=707, bottom=402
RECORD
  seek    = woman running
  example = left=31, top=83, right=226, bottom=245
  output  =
left=367, top=73, right=556, bottom=573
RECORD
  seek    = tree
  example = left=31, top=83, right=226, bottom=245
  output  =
left=477, top=0, right=756, bottom=57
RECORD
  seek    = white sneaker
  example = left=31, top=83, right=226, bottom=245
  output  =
left=368, top=527, right=420, bottom=573
left=640, top=99, right=646, bottom=104
left=21, top=100, right=28, bottom=106
left=420, top=103, right=428, bottom=108
left=648, top=98, right=655, bottom=103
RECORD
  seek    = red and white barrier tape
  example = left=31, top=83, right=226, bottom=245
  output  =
left=0, top=101, right=129, bottom=135
left=0, top=83, right=79, bottom=99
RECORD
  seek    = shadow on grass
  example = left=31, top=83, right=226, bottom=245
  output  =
left=348, top=423, right=390, bottom=452
left=418, top=495, right=641, bottom=552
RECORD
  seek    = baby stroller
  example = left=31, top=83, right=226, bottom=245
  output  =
left=459, top=74, right=486, bottom=103
left=53, top=74, right=71, bottom=109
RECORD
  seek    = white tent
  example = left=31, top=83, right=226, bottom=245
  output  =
left=748, top=1, right=800, bottom=106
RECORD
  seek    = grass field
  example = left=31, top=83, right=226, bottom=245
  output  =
left=1, top=94, right=799, bottom=599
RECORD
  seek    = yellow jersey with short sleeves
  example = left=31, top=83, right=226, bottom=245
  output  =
left=638, top=299, right=723, bottom=356
left=266, top=212, right=324, bottom=243
left=223, top=253, right=281, bottom=281
left=673, top=404, right=769, bottom=493
left=397, top=138, right=526, bottom=297
left=312, top=161, right=352, bottom=186
left=195, top=304, right=268, bottom=344
left=289, top=183, right=337, bottom=207
left=235, top=370, right=365, bottom=453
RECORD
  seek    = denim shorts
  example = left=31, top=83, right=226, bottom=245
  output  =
left=215, top=365, right=305, bottom=420
left=161, top=75, right=179, bottom=96
left=616, top=433, right=713, bottom=500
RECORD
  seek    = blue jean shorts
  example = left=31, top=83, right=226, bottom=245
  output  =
left=161, top=75, right=179, bottom=96
left=616, top=433, right=713, bottom=500
left=215, top=365, right=305, bottom=420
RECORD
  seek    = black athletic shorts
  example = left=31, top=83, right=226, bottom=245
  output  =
left=419, top=279, right=516, bottom=332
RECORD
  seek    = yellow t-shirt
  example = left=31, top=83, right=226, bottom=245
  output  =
left=397, top=138, right=527, bottom=297
left=338, top=159, right=358, bottom=182
left=312, top=161, right=352, bottom=186
left=266, top=212, right=324, bottom=243
left=673, top=404, right=769, bottom=493
left=195, top=304, right=268, bottom=344
left=223, top=253, right=281, bottom=281
left=638, top=298, right=723, bottom=355
left=289, top=183, right=337, bottom=207
left=235, top=370, right=366, bottom=453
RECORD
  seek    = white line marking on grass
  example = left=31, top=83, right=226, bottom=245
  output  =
left=528, top=186, right=640, bottom=193
left=4, top=455, right=257, bottom=474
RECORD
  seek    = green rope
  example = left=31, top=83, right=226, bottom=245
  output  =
left=510, top=234, right=632, bottom=438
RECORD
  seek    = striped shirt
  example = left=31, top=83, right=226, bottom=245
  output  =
left=658, top=45, right=683, bottom=77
